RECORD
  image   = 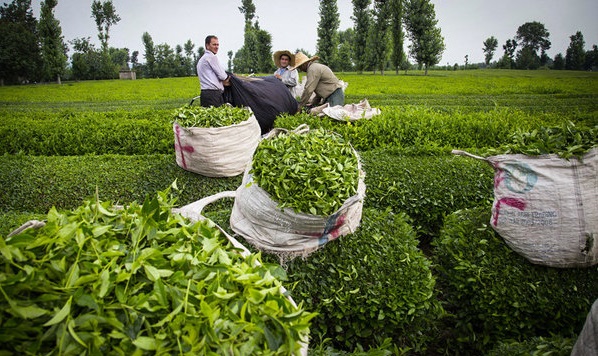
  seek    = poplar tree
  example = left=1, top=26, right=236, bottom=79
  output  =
left=38, top=0, right=67, bottom=83
left=91, top=0, right=120, bottom=53
left=389, top=0, right=406, bottom=74
left=351, top=0, right=371, bottom=73
left=369, top=0, right=391, bottom=75
left=235, top=0, right=260, bottom=73
left=317, top=0, right=340, bottom=67
left=482, top=36, right=498, bottom=66
left=142, top=31, right=155, bottom=78
left=336, top=28, right=355, bottom=72
left=91, top=0, right=120, bottom=78
left=565, top=31, right=585, bottom=71
left=403, top=0, right=445, bottom=75
left=254, top=22, right=273, bottom=73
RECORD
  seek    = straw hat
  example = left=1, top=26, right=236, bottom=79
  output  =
left=291, top=52, right=319, bottom=70
left=273, top=50, right=295, bottom=68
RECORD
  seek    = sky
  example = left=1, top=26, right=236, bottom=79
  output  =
left=22, top=0, right=598, bottom=67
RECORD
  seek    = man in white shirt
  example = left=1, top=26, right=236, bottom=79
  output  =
left=196, top=35, right=230, bottom=107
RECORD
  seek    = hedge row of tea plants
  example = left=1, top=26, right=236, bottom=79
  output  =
left=0, top=149, right=494, bottom=242
left=275, top=108, right=578, bottom=152
left=281, top=207, right=441, bottom=353
left=0, top=110, right=173, bottom=156
left=432, top=206, right=598, bottom=354
left=0, top=154, right=241, bottom=214
left=194, top=204, right=442, bottom=353
left=361, top=148, right=494, bottom=238
left=2, top=106, right=589, bottom=156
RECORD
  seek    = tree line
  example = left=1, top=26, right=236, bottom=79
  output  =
left=1, top=0, right=596, bottom=85
left=480, top=22, right=598, bottom=71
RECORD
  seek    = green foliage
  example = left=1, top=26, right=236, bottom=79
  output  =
left=565, top=31, right=586, bottom=71
left=484, top=121, right=598, bottom=159
left=0, top=76, right=199, bottom=105
left=0, top=186, right=313, bottom=354
left=0, top=154, right=241, bottom=214
left=0, top=110, right=173, bottom=156
left=279, top=208, right=441, bottom=353
left=351, top=0, right=371, bottom=73
left=0, top=0, right=42, bottom=84
left=317, top=0, right=340, bottom=67
left=368, top=0, right=391, bottom=74
left=38, top=0, right=67, bottom=83
left=361, top=148, right=494, bottom=238
left=432, top=206, right=598, bottom=354
left=251, top=129, right=360, bottom=216
left=487, top=335, right=575, bottom=356
left=172, top=104, right=251, bottom=128
left=403, top=0, right=445, bottom=73
left=515, top=21, right=551, bottom=68
left=275, top=107, right=553, bottom=152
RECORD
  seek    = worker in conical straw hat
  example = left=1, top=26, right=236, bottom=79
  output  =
left=291, top=51, right=344, bottom=111
left=272, top=50, right=298, bottom=96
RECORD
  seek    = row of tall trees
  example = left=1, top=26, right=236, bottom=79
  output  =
left=0, top=0, right=129, bottom=84
left=2, top=0, right=596, bottom=84
left=310, top=0, right=443, bottom=75
left=481, top=22, right=597, bottom=71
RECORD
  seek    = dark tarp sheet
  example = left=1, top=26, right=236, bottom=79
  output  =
left=224, top=74, right=298, bottom=134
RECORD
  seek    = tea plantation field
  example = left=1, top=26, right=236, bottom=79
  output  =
left=1, top=69, right=597, bottom=355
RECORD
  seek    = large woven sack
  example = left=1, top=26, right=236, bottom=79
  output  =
left=453, top=149, right=598, bottom=268
left=229, top=129, right=366, bottom=257
left=173, top=113, right=261, bottom=177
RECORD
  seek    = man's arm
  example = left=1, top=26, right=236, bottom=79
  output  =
left=208, top=55, right=228, bottom=81
left=299, top=67, right=321, bottom=107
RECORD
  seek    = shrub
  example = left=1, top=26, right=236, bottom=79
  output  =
left=274, top=107, right=556, bottom=152
left=0, top=154, right=241, bottom=214
left=432, top=206, right=598, bottom=354
left=277, top=208, right=442, bottom=353
left=0, top=110, right=173, bottom=156
left=361, top=148, right=494, bottom=239
left=487, top=335, right=575, bottom=356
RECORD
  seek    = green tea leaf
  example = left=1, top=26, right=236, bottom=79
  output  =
left=43, top=296, right=72, bottom=326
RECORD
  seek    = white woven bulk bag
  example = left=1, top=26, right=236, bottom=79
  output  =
left=453, top=149, right=598, bottom=268
left=229, top=127, right=366, bottom=258
left=173, top=111, right=261, bottom=177
left=230, top=163, right=366, bottom=257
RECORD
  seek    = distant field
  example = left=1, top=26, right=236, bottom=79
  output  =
left=1, top=69, right=597, bottom=115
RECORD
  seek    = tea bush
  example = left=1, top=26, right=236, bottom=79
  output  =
left=0, top=110, right=173, bottom=156
left=0, top=148, right=494, bottom=243
left=278, top=208, right=442, bottom=353
left=432, top=206, right=598, bottom=354
left=486, top=335, right=575, bottom=356
left=0, top=154, right=241, bottom=214
left=275, top=107, right=562, bottom=152
left=361, top=148, right=494, bottom=238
